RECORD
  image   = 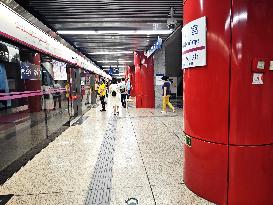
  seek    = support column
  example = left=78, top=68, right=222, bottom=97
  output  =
left=128, top=66, right=135, bottom=97
left=134, top=51, right=155, bottom=108
left=126, top=66, right=136, bottom=97
left=183, top=1, right=273, bottom=205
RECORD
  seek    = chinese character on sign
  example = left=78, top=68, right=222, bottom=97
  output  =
left=191, top=25, right=198, bottom=35
left=191, top=53, right=199, bottom=61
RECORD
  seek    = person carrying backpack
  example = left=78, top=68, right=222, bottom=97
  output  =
left=109, top=78, right=121, bottom=115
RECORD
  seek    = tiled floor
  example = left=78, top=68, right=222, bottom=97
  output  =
left=0, top=102, right=215, bottom=205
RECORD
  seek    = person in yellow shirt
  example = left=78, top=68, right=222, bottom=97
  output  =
left=98, top=80, right=106, bottom=111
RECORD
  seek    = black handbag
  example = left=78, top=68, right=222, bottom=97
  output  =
left=112, top=91, right=117, bottom=97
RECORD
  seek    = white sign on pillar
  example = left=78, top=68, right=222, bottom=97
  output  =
left=182, top=16, right=207, bottom=69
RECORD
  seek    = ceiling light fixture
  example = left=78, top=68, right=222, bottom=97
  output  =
left=97, top=60, right=132, bottom=63
left=89, top=51, right=132, bottom=55
left=57, top=30, right=173, bottom=35
left=102, top=65, right=126, bottom=68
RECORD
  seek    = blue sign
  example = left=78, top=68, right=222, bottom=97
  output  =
left=108, top=66, right=119, bottom=76
left=108, top=66, right=113, bottom=76
left=146, top=36, right=163, bottom=58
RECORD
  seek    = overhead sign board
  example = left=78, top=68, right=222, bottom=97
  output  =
left=182, top=16, right=207, bottom=69
left=145, top=37, right=163, bottom=58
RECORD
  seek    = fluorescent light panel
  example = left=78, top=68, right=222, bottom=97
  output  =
left=102, top=65, right=126, bottom=68
left=89, top=51, right=132, bottom=55
left=58, top=30, right=172, bottom=35
left=97, top=60, right=132, bottom=63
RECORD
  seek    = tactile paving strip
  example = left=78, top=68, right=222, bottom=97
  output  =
left=85, top=116, right=117, bottom=205
left=0, top=195, right=13, bottom=205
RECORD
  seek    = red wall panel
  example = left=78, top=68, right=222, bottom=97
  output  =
left=230, top=0, right=273, bottom=145
left=184, top=138, right=228, bottom=205
left=229, top=145, right=273, bottom=205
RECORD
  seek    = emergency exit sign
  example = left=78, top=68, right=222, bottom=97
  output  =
left=183, top=135, right=192, bottom=147
left=182, top=16, right=207, bottom=69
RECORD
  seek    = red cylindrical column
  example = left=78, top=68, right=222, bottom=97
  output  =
left=183, top=1, right=273, bottom=205
left=134, top=52, right=142, bottom=107
left=128, top=66, right=136, bottom=97
left=141, top=54, right=154, bottom=108
left=134, top=51, right=155, bottom=108
left=129, top=67, right=136, bottom=97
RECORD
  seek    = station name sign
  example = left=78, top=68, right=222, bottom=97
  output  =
left=182, top=16, right=207, bottom=69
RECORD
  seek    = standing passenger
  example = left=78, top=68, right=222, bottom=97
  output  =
left=98, top=80, right=106, bottom=112
left=109, top=78, right=121, bottom=115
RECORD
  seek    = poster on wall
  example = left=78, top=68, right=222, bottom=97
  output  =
left=182, top=16, right=207, bottom=69
left=52, top=60, right=67, bottom=80
left=155, top=74, right=164, bottom=86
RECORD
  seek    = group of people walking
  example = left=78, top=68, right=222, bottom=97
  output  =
left=96, top=78, right=131, bottom=115
left=95, top=75, right=175, bottom=115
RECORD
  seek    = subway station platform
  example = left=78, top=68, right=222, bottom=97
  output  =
left=0, top=104, right=213, bottom=205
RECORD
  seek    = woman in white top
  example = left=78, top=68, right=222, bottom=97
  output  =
left=109, top=78, right=121, bottom=115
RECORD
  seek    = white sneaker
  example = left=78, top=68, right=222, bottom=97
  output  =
left=161, top=111, right=166, bottom=114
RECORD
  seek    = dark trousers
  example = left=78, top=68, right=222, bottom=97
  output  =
left=100, top=96, right=106, bottom=110
left=53, top=95, right=62, bottom=109
left=121, top=94, right=127, bottom=108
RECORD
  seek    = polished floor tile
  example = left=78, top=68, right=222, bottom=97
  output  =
left=153, top=184, right=215, bottom=205
left=0, top=104, right=215, bottom=205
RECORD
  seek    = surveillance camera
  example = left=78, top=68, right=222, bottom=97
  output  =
left=167, top=17, right=177, bottom=30
left=167, top=7, right=177, bottom=30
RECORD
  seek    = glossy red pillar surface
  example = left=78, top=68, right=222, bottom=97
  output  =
left=184, top=138, right=228, bottom=204
left=228, top=1, right=273, bottom=204
left=183, top=0, right=231, bottom=203
left=134, top=51, right=155, bottom=108
left=127, top=66, right=136, bottom=97
left=183, top=0, right=273, bottom=204
left=183, top=0, right=231, bottom=144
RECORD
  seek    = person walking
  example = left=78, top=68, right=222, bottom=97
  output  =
left=119, top=78, right=127, bottom=108
left=53, top=80, right=62, bottom=110
left=109, top=78, right=121, bottom=115
left=98, top=80, right=106, bottom=112
left=126, top=78, right=131, bottom=99
left=161, top=76, right=175, bottom=113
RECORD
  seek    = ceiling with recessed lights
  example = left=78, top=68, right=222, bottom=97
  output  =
left=14, top=0, right=182, bottom=73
